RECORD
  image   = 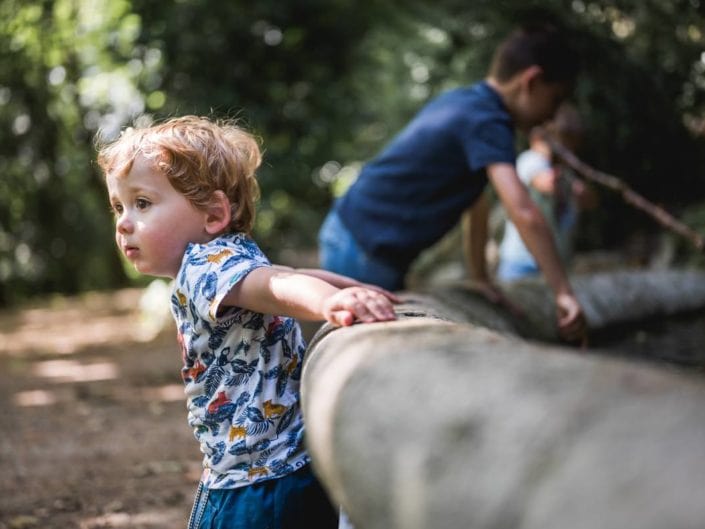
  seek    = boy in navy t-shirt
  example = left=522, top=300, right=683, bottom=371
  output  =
left=318, top=23, right=586, bottom=341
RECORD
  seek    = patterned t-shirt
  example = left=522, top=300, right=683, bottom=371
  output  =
left=171, top=233, right=309, bottom=489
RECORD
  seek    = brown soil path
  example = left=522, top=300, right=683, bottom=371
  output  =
left=0, top=289, right=202, bottom=529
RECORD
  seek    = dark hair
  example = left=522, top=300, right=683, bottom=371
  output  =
left=489, top=23, right=580, bottom=84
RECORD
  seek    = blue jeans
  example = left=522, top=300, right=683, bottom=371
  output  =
left=318, top=210, right=405, bottom=291
left=187, top=465, right=337, bottom=529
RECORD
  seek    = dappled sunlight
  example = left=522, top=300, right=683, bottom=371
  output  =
left=140, top=383, right=185, bottom=402
left=13, top=389, right=58, bottom=407
left=79, top=508, right=186, bottom=529
left=12, top=382, right=184, bottom=410
left=1, top=314, right=143, bottom=355
left=32, top=358, right=119, bottom=383
left=0, top=287, right=174, bottom=357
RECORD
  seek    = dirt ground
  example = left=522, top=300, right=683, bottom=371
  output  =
left=0, top=288, right=216, bottom=529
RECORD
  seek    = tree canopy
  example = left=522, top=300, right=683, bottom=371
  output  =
left=1, top=0, right=704, bottom=305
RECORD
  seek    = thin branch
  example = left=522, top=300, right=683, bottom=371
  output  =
left=541, top=131, right=705, bottom=253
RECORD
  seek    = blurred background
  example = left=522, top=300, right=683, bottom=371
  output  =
left=2, top=0, right=705, bottom=307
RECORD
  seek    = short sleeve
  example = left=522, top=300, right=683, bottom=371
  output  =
left=463, top=117, right=516, bottom=172
left=176, top=235, right=270, bottom=322
left=516, top=150, right=551, bottom=186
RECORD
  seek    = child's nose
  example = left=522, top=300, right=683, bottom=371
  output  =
left=116, top=213, right=133, bottom=234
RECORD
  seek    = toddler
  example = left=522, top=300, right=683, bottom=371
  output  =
left=497, top=103, right=597, bottom=281
left=97, top=116, right=397, bottom=529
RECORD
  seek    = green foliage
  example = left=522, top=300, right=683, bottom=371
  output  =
left=1, top=0, right=705, bottom=305
left=129, top=0, right=400, bottom=256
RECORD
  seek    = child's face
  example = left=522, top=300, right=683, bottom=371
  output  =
left=106, top=155, right=211, bottom=278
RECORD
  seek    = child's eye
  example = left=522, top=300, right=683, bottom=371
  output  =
left=135, top=198, right=151, bottom=210
left=111, top=203, right=123, bottom=216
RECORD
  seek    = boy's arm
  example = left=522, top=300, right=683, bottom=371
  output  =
left=462, top=192, right=491, bottom=285
left=462, top=194, right=503, bottom=302
left=487, top=162, right=586, bottom=341
left=221, top=267, right=397, bottom=327
left=462, top=195, right=524, bottom=316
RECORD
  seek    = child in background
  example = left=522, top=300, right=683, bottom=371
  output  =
left=97, top=116, right=397, bottom=529
left=497, top=103, right=597, bottom=280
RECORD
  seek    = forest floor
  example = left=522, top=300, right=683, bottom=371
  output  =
left=0, top=288, right=211, bottom=529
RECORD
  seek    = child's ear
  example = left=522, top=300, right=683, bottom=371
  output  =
left=204, top=190, right=232, bottom=235
left=520, top=65, right=543, bottom=92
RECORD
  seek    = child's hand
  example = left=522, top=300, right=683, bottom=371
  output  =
left=355, top=282, right=402, bottom=304
left=322, top=287, right=397, bottom=327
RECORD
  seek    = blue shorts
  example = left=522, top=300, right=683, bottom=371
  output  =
left=318, top=209, right=405, bottom=291
left=187, top=465, right=337, bottom=529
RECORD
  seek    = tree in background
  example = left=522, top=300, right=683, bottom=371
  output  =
left=0, top=0, right=162, bottom=304
left=1, top=0, right=704, bottom=306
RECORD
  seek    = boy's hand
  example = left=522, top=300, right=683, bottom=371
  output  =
left=322, top=287, right=397, bottom=327
left=555, top=292, right=587, bottom=343
left=471, top=279, right=525, bottom=318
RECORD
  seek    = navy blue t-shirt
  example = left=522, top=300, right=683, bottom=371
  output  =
left=335, top=81, right=516, bottom=268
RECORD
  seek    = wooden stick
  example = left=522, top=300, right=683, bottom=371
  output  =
left=541, top=130, right=705, bottom=253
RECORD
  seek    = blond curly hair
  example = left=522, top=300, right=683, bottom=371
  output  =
left=97, top=115, right=261, bottom=234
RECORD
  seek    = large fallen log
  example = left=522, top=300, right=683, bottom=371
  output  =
left=302, top=270, right=705, bottom=529
left=428, top=267, right=705, bottom=341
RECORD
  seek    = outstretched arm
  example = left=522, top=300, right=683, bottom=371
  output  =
left=488, top=162, right=586, bottom=341
left=222, top=267, right=397, bottom=327
left=272, top=265, right=400, bottom=302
